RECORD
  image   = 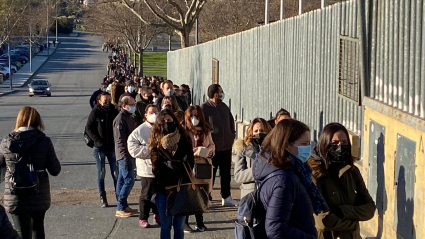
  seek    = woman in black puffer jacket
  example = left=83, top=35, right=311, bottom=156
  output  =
left=0, top=106, right=61, bottom=239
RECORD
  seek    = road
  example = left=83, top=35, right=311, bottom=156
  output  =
left=0, top=33, right=237, bottom=239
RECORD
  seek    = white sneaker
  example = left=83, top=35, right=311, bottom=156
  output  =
left=222, top=196, right=239, bottom=206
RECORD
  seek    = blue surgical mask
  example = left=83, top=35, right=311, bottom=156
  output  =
left=292, top=143, right=312, bottom=163
left=128, top=86, right=135, bottom=93
left=220, top=92, right=225, bottom=100
left=127, top=105, right=136, bottom=114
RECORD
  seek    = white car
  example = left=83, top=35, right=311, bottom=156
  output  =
left=0, top=66, right=10, bottom=79
left=0, top=64, right=16, bottom=73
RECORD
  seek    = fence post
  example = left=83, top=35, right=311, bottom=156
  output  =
left=299, top=0, right=304, bottom=15
left=265, top=0, right=270, bottom=24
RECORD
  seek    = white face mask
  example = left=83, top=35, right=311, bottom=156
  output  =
left=147, top=112, right=157, bottom=123
left=191, top=116, right=199, bottom=126
left=164, top=89, right=173, bottom=96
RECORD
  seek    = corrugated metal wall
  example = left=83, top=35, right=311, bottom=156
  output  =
left=167, top=0, right=425, bottom=136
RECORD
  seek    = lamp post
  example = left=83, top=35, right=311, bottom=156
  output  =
left=7, top=18, right=12, bottom=90
left=46, top=0, right=49, bottom=56
left=55, top=0, right=58, bottom=42
left=265, top=0, right=270, bottom=24
left=280, top=0, right=284, bottom=20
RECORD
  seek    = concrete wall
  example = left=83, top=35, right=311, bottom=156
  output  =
left=361, top=97, right=425, bottom=239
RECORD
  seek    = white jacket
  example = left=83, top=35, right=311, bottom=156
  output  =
left=127, top=122, right=154, bottom=178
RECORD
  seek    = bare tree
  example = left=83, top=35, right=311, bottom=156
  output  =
left=0, top=0, right=31, bottom=47
left=119, top=0, right=206, bottom=48
left=85, top=2, right=162, bottom=75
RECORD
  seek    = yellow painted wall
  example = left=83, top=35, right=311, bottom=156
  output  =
left=361, top=105, right=425, bottom=239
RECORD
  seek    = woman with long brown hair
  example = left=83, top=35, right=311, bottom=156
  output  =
left=149, top=109, right=194, bottom=239
left=0, top=106, right=61, bottom=239
left=253, top=119, right=327, bottom=238
left=182, top=105, right=215, bottom=232
left=234, top=117, right=272, bottom=198
left=308, top=123, right=375, bottom=239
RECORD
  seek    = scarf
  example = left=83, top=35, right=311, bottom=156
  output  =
left=161, top=129, right=181, bottom=155
left=289, top=154, right=329, bottom=215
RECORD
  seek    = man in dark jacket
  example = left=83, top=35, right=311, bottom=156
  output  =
left=117, top=81, right=137, bottom=110
left=90, top=83, right=108, bottom=109
left=156, top=80, right=188, bottom=111
left=133, top=86, right=153, bottom=126
left=113, top=96, right=137, bottom=218
left=86, top=92, right=119, bottom=208
left=201, top=84, right=238, bottom=206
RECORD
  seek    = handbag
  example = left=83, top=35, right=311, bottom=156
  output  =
left=83, top=127, right=94, bottom=148
left=165, top=161, right=209, bottom=216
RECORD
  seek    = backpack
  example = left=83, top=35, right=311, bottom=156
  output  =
left=6, top=143, right=39, bottom=197
left=234, top=171, right=285, bottom=239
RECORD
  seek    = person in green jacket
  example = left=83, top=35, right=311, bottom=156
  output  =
left=308, top=123, right=376, bottom=239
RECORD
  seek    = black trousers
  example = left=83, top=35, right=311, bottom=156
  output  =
left=211, top=149, right=232, bottom=199
left=139, top=177, right=159, bottom=220
left=185, top=214, right=204, bottom=226
left=11, top=211, right=46, bottom=239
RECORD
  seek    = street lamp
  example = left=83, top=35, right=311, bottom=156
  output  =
left=56, top=0, right=58, bottom=42
left=46, top=0, right=49, bottom=56
left=6, top=18, right=12, bottom=90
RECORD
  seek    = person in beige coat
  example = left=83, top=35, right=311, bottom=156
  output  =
left=233, top=118, right=272, bottom=198
left=183, top=105, right=215, bottom=233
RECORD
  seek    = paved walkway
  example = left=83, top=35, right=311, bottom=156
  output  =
left=0, top=44, right=58, bottom=96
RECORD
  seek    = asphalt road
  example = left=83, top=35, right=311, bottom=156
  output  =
left=0, top=33, right=236, bottom=239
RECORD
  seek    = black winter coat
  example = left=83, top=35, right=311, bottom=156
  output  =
left=0, top=130, right=61, bottom=214
left=86, top=104, right=119, bottom=150
left=253, top=154, right=317, bottom=239
left=151, top=132, right=194, bottom=193
left=308, top=156, right=375, bottom=239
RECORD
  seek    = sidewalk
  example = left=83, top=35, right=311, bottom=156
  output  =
left=0, top=43, right=59, bottom=96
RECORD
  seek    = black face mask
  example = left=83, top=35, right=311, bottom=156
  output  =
left=252, top=133, right=267, bottom=147
left=148, top=95, right=154, bottom=102
left=327, top=144, right=351, bottom=163
left=163, top=122, right=176, bottom=135
left=102, top=102, right=111, bottom=110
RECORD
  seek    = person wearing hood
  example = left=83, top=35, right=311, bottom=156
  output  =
left=253, top=119, right=328, bottom=239
left=233, top=118, right=272, bottom=198
left=308, top=123, right=375, bottom=239
left=86, top=92, right=119, bottom=208
left=128, top=104, right=160, bottom=228
left=149, top=109, right=194, bottom=239
left=113, top=96, right=138, bottom=218
left=0, top=106, right=61, bottom=239
left=133, top=87, right=153, bottom=126
left=183, top=105, right=215, bottom=233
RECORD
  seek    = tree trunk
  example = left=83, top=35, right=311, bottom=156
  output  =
left=138, top=50, right=143, bottom=76
left=178, top=30, right=190, bottom=48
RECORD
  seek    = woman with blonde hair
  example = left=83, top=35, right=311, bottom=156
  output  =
left=183, top=105, right=215, bottom=232
left=0, top=106, right=61, bottom=239
left=234, top=118, right=272, bottom=198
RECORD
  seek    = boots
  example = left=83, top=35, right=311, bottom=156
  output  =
left=100, top=193, right=108, bottom=208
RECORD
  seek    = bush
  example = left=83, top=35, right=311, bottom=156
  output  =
left=50, top=16, right=74, bottom=34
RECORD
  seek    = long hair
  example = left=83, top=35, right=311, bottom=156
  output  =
left=148, top=109, right=191, bottom=154
left=184, top=105, right=210, bottom=136
left=14, top=106, right=44, bottom=131
left=243, top=118, right=272, bottom=146
left=260, top=119, right=310, bottom=170
left=161, top=96, right=181, bottom=112
left=317, top=122, right=354, bottom=170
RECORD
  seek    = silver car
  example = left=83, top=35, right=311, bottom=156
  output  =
left=29, top=79, right=51, bottom=97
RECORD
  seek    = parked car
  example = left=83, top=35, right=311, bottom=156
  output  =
left=29, top=79, right=51, bottom=97
left=11, top=49, right=29, bottom=58
left=0, top=54, right=22, bottom=65
left=0, top=59, right=19, bottom=70
left=0, top=65, right=15, bottom=74
left=0, top=66, right=10, bottom=79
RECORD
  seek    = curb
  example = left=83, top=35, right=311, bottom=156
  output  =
left=0, top=43, right=60, bottom=97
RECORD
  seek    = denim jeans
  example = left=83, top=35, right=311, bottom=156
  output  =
left=156, top=193, right=185, bottom=239
left=93, top=147, right=117, bottom=195
left=116, top=159, right=135, bottom=211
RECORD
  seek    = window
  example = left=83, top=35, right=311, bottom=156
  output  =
left=338, top=36, right=361, bottom=106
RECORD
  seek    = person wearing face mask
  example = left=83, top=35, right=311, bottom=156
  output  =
left=253, top=119, right=328, bottom=239
left=233, top=118, right=272, bottom=198
left=133, top=87, right=154, bottom=126
left=86, top=92, right=119, bottom=208
left=161, top=96, right=181, bottom=113
left=308, top=123, right=375, bottom=239
left=127, top=105, right=161, bottom=228
left=113, top=96, right=138, bottom=218
left=149, top=109, right=194, bottom=239
left=156, top=81, right=188, bottom=112
left=118, top=82, right=137, bottom=110
left=182, top=106, right=215, bottom=233
left=201, top=84, right=238, bottom=206
left=90, top=83, right=108, bottom=109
